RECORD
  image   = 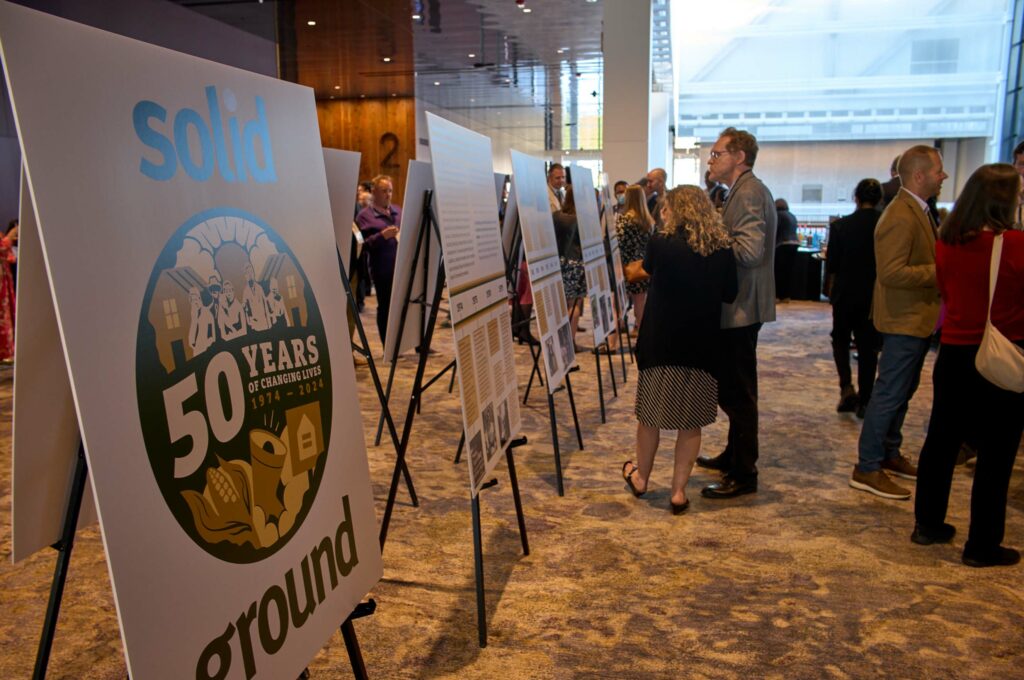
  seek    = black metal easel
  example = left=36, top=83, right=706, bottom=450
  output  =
left=374, top=192, right=531, bottom=647
left=31, top=446, right=376, bottom=680
left=338, top=250, right=419, bottom=512
left=372, top=194, right=453, bottom=448
left=502, top=215, right=584, bottom=497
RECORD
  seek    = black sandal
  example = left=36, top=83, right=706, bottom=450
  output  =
left=622, top=461, right=645, bottom=497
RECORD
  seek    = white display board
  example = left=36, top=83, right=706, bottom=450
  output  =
left=322, top=148, right=362, bottom=270
left=424, top=113, right=523, bottom=496
left=600, top=182, right=629, bottom=319
left=11, top=168, right=98, bottom=562
left=571, top=166, right=616, bottom=347
left=382, top=159, right=441, bottom=363
left=0, top=4, right=382, bottom=678
left=509, top=150, right=574, bottom=391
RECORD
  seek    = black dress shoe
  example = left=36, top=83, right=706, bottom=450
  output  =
left=695, top=454, right=730, bottom=471
left=911, top=522, right=956, bottom=545
left=962, top=546, right=1021, bottom=568
left=701, top=477, right=757, bottom=499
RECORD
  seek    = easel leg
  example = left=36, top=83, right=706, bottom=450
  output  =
left=594, top=348, right=606, bottom=424
left=546, top=389, right=565, bottom=496
left=34, top=444, right=88, bottom=680
left=606, top=343, right=618, bottom=397
left=453, top=430, right=465, bottom=465
left=471, top=495, right=487, bottom=648
left=448, top=361, right=457, bottom=393
left=505, top=444, right=530, bottom=556
left=523, top=342, right=543, bottom=405
left=565, top=373, right=584, bottom=450
left=373, top=356, right=398, bottom=447
left=340, top=619, right=368, bottom=680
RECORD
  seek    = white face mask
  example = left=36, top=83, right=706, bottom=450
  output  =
left=617, top=194, right=625, bottom=206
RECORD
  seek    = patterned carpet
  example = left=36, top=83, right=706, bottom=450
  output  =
left=1, top=300, right=1022, bottom=679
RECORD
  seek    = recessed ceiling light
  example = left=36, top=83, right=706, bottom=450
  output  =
left=434, top=81, right=440, bottom=86
left=383, top=57, right=392, bottom=63
left=522, top=7, right=532, bottom=12
left=412, top=13, right=421, bottom=19
left=334, top=85, right=340, bottom=90
left=360, top=94, right=366, bottom=98
left=556, top=49, right=564, bottom=54
left=307, top=20, right=316, bottom=26
left=468, top=53, right=476, bottom=58
left=470, top=98, right=475, bottom=102
left=391, top=93, right=397, bottom=97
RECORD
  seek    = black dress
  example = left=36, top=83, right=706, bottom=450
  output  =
left=635, top=233, right=738, bottom=430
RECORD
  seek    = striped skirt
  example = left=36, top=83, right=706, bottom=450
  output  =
left=635, top=365, right=718, bottom=431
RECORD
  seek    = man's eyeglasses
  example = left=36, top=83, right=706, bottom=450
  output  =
left=709, top=150, right=731, bottom=160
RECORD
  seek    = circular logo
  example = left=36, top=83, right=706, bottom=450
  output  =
left=136, top=207, right=332, bottom=563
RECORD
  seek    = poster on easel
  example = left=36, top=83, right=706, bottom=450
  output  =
left=11, top=167, right=98, bottom=562
left=382, top=159, right=441, bottom=363
left=424, top=113, right=523, bottom=496
left=600, top=180, right=629, bottom=321
left=322, top=148, right=362, bottom=271
left=509, top=149, right=575, bottom=391
left=0, top=3, right=382, bottom=678
left=570, top=166, right=616, bottom=347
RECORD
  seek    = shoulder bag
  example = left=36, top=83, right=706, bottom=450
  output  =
left=975, top=233, right=1024, bottom=392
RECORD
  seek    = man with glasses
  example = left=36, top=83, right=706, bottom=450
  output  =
left=696, top=127, right=777, bottom=498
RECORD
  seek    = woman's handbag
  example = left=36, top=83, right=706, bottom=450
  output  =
left=975, top=233, right=1024, bottom=392
left=623, top=259, right=649, bottom=284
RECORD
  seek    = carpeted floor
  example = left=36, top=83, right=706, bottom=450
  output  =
left=1, top=300, right=1022, bottom=679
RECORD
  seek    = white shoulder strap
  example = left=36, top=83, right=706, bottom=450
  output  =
left=986, top=233, right=1004, bottom=321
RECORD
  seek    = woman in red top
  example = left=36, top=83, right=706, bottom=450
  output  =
left=913, top=163, right=1024, bottom=567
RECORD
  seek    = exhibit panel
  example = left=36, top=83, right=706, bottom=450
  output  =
left=322, top=147, right=362, bottom=272
left=600, top=182, right=629, bottom=320
left=0, top=3, right=382, bottom=678
left=382, top=159, right=441, bottom=363
left=10, top=169, right=97, bottom=562
left=509, top=149, right=575, bottom=391
left=424, top=113, right=523, bottom=496
left=571, top=166, right=616, bottom=346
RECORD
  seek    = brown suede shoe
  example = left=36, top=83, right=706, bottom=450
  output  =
left=882, top=454, right=918, bottom=481
left=849, top=467, right=911, bottom=500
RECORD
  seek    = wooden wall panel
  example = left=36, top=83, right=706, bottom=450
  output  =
left=317, top=97, right=415, bottom=206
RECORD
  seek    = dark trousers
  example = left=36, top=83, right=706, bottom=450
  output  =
left=717, top=323, right=762, bottom=482
left=831, top=302, right=880, bottom=402
left=373, top=272, right=393, bottom=344
left=915, top=343, right=1024, bottom=553
left=774, top=244, right=797, bottom=300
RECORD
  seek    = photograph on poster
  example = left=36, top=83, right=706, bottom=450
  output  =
left=0, top=4, right=383, bottom=677
left=425, top=113, right=522, bottom=497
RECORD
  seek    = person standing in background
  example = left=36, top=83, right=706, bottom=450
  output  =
left=912, top=163, right=1024, bottom=567
left=774, top=198, right=799, bottom=303
left=548, top=163, right=567, bottom=213
left=827, top=179, right=883, bottom=417
left=696, top=127, right=777, bottom=499
left=616, top=185, right=656, bottom=328
left=849, top=145, right=946, bottom=501
left=356, top=174, right=401, bottom=344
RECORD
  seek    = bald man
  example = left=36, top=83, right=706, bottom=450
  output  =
left=850, top=145, right=946, bottom=504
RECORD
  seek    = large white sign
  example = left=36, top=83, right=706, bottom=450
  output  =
left=571, top=166, right=617, bottom=347
left=0, top=4, right=382, bottom=678
left=424, top=113, right=522, bottom=496
left=383, top=159, right=441, bottom=363
left=509, top=150, right=574, bottom=391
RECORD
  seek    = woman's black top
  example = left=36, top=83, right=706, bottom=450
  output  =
left=553, top=210, right=583, bottom=261
left=636, top=233, right=738, bottom=373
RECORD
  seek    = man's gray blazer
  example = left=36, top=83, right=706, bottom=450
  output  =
left=720, top=170, right=777, bottom=329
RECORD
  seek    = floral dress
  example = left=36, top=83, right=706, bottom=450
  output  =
left=616, top=212, right=652, bottom=295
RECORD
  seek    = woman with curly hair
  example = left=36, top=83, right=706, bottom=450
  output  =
left=622, top=186, right=737, bottom=513
left=615, top=184, right=655, bottom=327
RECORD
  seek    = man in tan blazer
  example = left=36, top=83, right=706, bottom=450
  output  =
left=850, top=145, right=945, bottom=501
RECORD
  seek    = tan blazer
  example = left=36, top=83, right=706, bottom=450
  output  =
left=871, top=189, right=940, bottom=337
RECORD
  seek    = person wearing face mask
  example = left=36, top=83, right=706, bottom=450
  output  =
left=613, top=180, right=628, bottom=214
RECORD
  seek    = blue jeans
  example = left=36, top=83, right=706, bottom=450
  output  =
left=856, top=332, right=931, bottom=472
